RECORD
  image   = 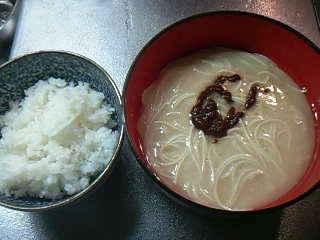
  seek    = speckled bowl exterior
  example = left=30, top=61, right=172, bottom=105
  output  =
left=0, top=51, right=124, bottom=211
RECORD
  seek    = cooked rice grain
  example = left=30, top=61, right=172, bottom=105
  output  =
left=0, top=78, right=119, bottom=199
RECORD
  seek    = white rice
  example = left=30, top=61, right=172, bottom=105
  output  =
left=0, top=77, right=119, bottom=199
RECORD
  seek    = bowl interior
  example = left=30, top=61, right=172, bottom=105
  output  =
left=0, top=51, right=123, bottom=210
left=124, top=12, right=320, bottom=211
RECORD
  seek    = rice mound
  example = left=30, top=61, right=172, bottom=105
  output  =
left=0, top=78, right=119, bottom=199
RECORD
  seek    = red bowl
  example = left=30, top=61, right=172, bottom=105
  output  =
left=123, top=11, right=320, bottom=216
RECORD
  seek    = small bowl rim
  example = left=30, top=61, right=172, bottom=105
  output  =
left=0, top=50, right=124, bottom=211
left=123, top=10, right=320, bottom=216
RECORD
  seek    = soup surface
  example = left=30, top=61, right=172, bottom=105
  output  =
left=138, top=48, right=315, bottom=211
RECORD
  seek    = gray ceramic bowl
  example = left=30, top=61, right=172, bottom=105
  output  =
left=0, top=51, right=124, bottom=211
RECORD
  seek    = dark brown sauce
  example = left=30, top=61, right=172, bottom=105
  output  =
left=190, top=74, right=268, bottom=140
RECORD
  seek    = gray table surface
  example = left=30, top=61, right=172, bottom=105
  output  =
left=1, top=0, right=320, bottom=239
